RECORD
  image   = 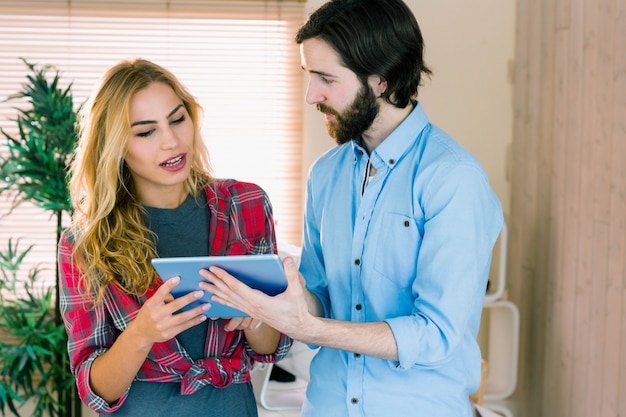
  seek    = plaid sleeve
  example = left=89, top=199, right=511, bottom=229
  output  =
left=246, top=330, right=293, bottom=364
left=208, top=179, right=278, bottom=256
left=57, top=231, right=130, bottom=413
left=208, top=181, right=293, bottom=361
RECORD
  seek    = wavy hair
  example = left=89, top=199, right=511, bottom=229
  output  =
left=296, top=0, right=432, bottom=107
left=68, top=58, right=213, bottom=303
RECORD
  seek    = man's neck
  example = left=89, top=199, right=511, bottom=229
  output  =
left=361, top=101, right=414, bottom=153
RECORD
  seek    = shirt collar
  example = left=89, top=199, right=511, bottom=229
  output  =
left=351, top=101, right=429, bottom=169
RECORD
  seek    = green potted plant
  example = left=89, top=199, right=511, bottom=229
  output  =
left=0, top=239, right=75, bottom=417
left=0, top=59, right=80, bottom=417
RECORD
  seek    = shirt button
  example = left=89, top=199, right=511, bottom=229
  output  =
left=354, top=259, right=360, bottom=266
left=351, top=398, right=358, bottom=404
left=404, top=220, right=410, bottom=227
left=354, top=353, right=361, bottom=358
left=389, top=159, right=395, bottom=164
left=355, top=304, right=362, bottom=310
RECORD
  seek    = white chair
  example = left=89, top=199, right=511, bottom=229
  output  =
left=251, top=341, right=317, bottom=411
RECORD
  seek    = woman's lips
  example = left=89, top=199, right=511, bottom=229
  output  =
left=160, top=154, right=186, bottom=171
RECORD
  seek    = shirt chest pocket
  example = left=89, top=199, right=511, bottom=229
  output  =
left=372, top=212, right=421, bottom=288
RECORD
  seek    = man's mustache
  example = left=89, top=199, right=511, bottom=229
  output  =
left=316, top=103, right=338, bottom=117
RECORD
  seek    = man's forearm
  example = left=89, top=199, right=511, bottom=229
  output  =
left=304, top=287, right=324, bottom=317
left=294, top=310, right=399, bottom=362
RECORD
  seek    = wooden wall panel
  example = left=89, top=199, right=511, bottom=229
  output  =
left=612, top=3, right=626, bottom=415
left=509, top=0, right=626, bottom=415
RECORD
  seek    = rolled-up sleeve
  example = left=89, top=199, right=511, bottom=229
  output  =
left=386, top=163, right=503, bottom=369
left=58, top=232, right=129, bottom=414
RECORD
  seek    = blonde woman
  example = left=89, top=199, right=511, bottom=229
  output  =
left=58, top=58, right=291, bottom=417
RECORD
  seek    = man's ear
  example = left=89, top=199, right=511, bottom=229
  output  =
left=368, top=74, right=387, bottom=96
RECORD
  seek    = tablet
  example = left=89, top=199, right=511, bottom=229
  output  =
left=151, top=254, right=287, bottom=318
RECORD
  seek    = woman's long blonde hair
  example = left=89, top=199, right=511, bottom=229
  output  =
left=69, top=58, right=212, bottom=303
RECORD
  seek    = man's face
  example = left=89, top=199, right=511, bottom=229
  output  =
left=300, top=38, right=380, bottom=144
left=316, top=81, right=379, bottom=145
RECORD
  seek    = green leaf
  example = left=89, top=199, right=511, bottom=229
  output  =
left=0, top=382, right=24, bottom=416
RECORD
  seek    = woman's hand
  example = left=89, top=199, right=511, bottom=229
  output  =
left=222, top=316, right=263, bottom=331
left=130, top=276, right=210, bottom=345
left=224, top=316, right=279, bottom=354
left=90, top=276, right=210, bottom=403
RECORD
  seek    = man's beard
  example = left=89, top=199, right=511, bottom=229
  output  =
left=317, top=82, right=380, bottom=145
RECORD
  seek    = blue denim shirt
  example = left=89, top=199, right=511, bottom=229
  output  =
left=299, top=102, right=504, bottom=417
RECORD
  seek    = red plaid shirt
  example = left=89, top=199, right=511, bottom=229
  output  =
left=58, top=180, right=292, bottom=414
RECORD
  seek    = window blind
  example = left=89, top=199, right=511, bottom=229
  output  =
left=0, top=0, right=305, bottom=289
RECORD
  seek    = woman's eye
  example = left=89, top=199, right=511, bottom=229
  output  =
left=321, top=77, right=333, bottom=85
left=171, top=115, right=186, bottom=125
left=136, top=129, right=154, bottom=138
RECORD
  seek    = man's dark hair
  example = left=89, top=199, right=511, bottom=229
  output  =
left=296, top=0, right=432, bottom=108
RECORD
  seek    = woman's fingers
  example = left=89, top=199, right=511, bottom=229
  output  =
left=134, top=276, right=210, bottom=342
left=224, top=316, right=262, bottom=331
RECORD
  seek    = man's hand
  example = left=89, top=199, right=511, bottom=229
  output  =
left=199, top=256, right=313, bottom=340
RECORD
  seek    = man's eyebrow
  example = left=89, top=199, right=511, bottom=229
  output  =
left=130, top=104, right=184, bottom=127
left=301, top=66, right=336, bottom=78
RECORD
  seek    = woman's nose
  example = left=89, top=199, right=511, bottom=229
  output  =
left=161, top=126, right=179, bottom=149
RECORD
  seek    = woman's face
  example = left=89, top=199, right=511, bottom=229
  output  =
left=125, top=82, right=194, bottom=208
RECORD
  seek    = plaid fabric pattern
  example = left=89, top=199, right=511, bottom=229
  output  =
left=58, top=180, right=292, bottom=414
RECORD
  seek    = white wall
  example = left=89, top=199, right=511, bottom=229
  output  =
left=301, top=0, right=515, bottom=215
